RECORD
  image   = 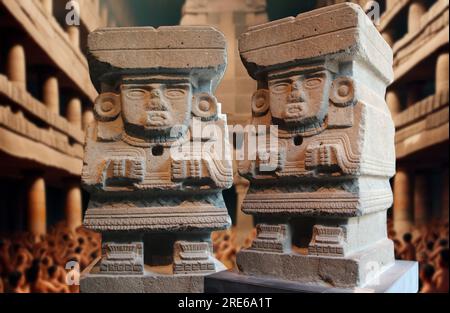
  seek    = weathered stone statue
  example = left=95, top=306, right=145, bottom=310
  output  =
left=237, top=3, right=397, bottom=288
left=80, top=26, right=233, bottom=293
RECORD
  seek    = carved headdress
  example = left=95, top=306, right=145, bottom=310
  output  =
left=87, top=26, right=227, bottom=93
left=239, top=3, right=393, bottom=85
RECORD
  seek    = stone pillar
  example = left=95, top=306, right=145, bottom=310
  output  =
left=436, top=52, right=449, bottom=94
left=65, top=181, right=83, bottom=232
left=382, top=29, right=395, bottom=47
left=67, top=26, right=80, bottom=48
left=393, top=169, right=413, bottom=236
left=40, top=0, right=53, bottom=15
left=442, top=167, right=449, bottom=220
left=26, top=176, right=47, bottom=240
left=7, top=43, right=26, bottom=89
left=43, top=75, right=60, bottom=115
left=386, top=0, right=397, bottom=11
left=82, top=108, right=95, bottom=131
left=408, top=0, right=427, bottom=34
left=67, top=97, right=82, bottom=129
left=386, top=89, right=402, bottom=115
left=414, top=174, right=428, bottom=227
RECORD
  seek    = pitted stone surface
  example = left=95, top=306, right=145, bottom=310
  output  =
left=236, top=3, right=398, bottom=288
left=81, top=26, right=232, bottom=290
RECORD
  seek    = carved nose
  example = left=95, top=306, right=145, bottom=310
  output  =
left=289, top=82, right=305, bottom=103
left=148, top=90, right=168, bottom=111
left=289, top=90, right=305, bottom=103
left=151, top=90, right=161, bottom=97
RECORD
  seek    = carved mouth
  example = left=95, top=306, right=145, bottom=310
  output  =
left=284, top=103, right=306, bottom=120
left=145, top=112, right=172, bottom=127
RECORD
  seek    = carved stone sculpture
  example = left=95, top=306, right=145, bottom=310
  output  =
left=237, top=3, right=397, bottom=288
left=80, top=26, right=233, bottom=293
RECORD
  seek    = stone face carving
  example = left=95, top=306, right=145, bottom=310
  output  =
left=237, top=3, right=397, bottom=288
left=81, top=26, right=232, bottom=291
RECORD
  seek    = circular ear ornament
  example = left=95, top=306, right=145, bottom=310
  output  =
left=94, top=92, right=121, bottom=122
left=330, top=77, right=356, bottom=107
left=192, top=93, right=218, bottom=121
left=251, top=89, right=270, bottom=117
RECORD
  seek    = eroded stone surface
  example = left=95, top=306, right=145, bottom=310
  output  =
left=237, top=3, right=397, bottom=288
left=81, top=26, right=233, bottom=291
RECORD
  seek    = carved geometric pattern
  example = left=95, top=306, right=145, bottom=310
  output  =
left=84, top=205, right=231, bottom=232
left=250, top=224, right=290, bottom=253
left=173, top=241, right=215, bottom=274
left=308, top=225, right=346, bottom=257
left=305, top=144, right=339, bottom=169
left=105, top=158, right=145, bottom=181
left=242, top=189, right=393, bottom=216
left=99, top=242, right=144, bottom=275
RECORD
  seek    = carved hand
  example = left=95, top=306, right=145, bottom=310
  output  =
left=305, top=143, right=340, bottom=170
left=103, top=158, right=145, bottom=183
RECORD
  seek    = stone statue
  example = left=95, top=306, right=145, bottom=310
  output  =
left=237, top=3, right=397, bottom=288
left=81, top=26, right=233, bottom=292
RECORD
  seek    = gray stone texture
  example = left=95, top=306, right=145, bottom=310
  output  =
left=237, top=3, right=397, bottom=288
left=81, top=26, right=233, bottom=292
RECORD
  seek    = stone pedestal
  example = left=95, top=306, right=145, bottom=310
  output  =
left=237, top=239, right=394, bottom=288
left=81, top=258, right=227, bottom=293
left=205, top=261, right=419, bottom=293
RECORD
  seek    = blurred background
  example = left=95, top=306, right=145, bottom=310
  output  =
left=0, top=0, right=448, bottom=293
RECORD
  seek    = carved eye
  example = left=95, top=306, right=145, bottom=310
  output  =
left=126, top=89, right=148, bottom=100
left=164, top=88, right=186, bottom=100
left=271, top=83, right=290, bottom=94
left=304, top=77, right=323, bottom=89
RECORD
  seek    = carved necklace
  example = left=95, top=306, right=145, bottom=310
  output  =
left=121, top=131, right=190, bottom=148
left=277, top=117, right=328, bottom=139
